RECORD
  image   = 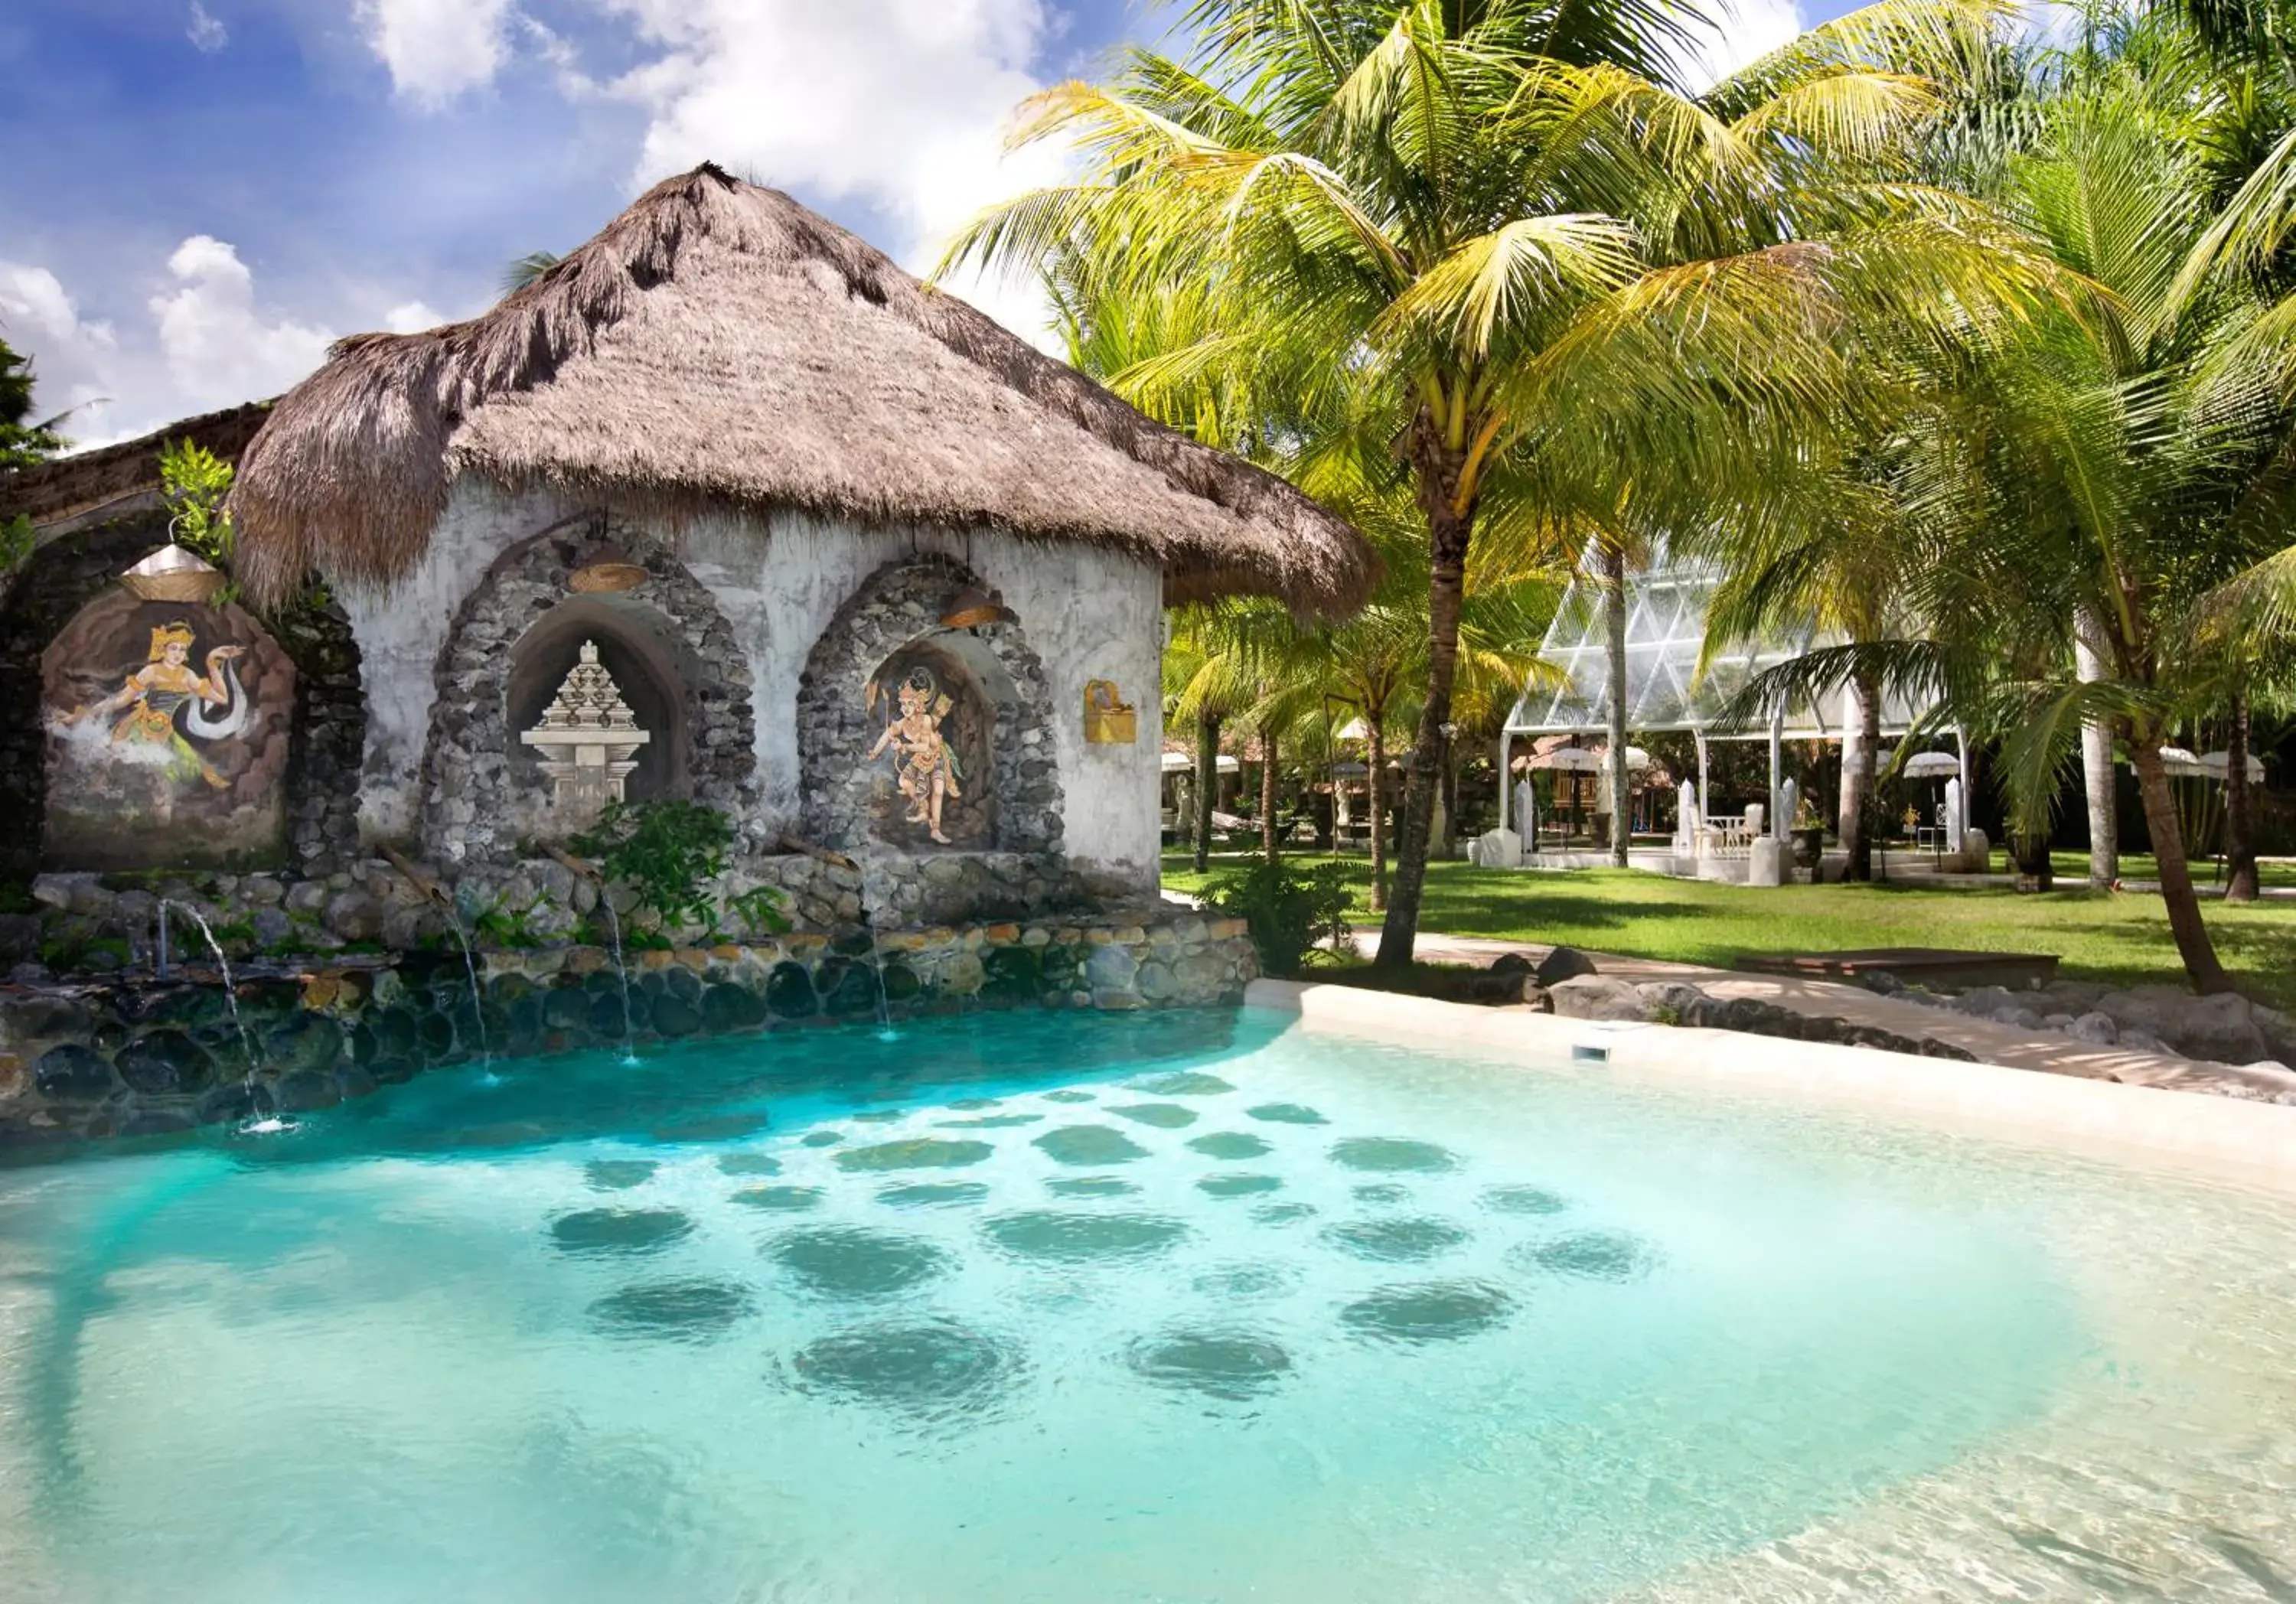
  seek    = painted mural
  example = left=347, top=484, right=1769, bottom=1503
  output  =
left=863, top=647, right=990, bottom=849
left=41, top=592, right=295, bottom=868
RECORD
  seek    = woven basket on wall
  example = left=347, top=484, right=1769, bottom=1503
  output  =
left=119, top=543, right=226, bottom=605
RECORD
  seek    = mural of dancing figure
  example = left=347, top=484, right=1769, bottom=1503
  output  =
left=59, top=621, right=249, bottom=798
left=867, top=665, right=963, bottom=844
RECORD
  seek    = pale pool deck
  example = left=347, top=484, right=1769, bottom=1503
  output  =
left=1370, top=931, right=2291, bottom=1102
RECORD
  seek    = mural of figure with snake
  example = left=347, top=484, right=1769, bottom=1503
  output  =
left=57, top=621, right=249, bottom=804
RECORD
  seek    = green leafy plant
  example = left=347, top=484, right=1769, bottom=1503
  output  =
left=569, top=800, right=735, bottom=934
left=472, top=894, right=551, bottom=950
left=1, top=513, right=34, bottom=575
left=722, top=884, right=790, bottom=937
left=158, top=438, right=235, bottom=566
left=1202, top=857, right=1352, bottom=980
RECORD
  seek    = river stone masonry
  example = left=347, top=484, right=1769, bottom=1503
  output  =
left=0, top=908, right=1257, bottom=1146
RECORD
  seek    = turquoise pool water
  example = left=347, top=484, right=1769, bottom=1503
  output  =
left=2, top=1009, right=2293, bottom=1602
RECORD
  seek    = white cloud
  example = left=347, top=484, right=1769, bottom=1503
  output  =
left=1674, top=0, right=1805, bottom=91
left=588, top=0, right=1071, bottom=347
left=148, top=236, right=336, bottom=416
left=188, top=2, right=228, bottom=53
left=0, top=262, right=120, bottom=435
left=383, top=299, right=445, bottom=332
left=358, top=0, right=518, bottom=106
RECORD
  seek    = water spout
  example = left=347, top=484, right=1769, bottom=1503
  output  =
left=157, top=898, right=282, bottom=1133
left=853, top=851, right=899, bottom=1042
left=380, top=847, right=490, bottom=1068
left=598, top=895, right=641, bottom=1067
left=438, top=901, right=493, bottom=1070
left=550, top=846, right=637, bottom=1066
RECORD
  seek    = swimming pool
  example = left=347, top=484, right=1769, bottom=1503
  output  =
left=2, top=1004, right=2291, bottom=1601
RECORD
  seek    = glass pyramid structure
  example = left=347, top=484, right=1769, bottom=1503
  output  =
left=1504, top=546, right=1916, bottom=740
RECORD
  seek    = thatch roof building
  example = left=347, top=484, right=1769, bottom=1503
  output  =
left=230, top=161, right=1371, bottom=617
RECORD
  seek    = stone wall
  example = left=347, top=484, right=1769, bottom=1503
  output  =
left=419, top=517, right=758, bottom=868
left=0, top=909, right=1257, bottom=1146
left=794, top=553, right=1062, bottom=858
left=0, top=510, right=365, bottom=882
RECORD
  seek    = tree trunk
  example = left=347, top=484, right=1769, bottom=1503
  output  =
left=2074, top=605, right=2118, bottom=885
left=1192, top=712, right=1221, bottom=874
left=1841, top=665, right=1881, bottom=881
left=1376, top=432, right=1475, bottom=967
left=2129, top=739, right=2232, bottom=993
left=1368, top=718, right=1388, bottom=911
left=1606, top=545, right=1630, bottom=868
left=2226, top=691, right=2258, bottom=903
left=1260, top=721, right=1280, bottom=865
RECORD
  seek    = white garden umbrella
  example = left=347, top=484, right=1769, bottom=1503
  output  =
left=2159, top=745, right=2204, bottom=777
left=1902, top=751, right=1960, bottom=778
left=1536, top=745, right=1604, bottom=772
left=1162, top=751, right=1241, bottom=773
left=2199, top=750, right=2266, bottom=783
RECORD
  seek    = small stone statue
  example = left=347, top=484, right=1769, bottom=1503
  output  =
left=869, top=666, right=963, bottom=844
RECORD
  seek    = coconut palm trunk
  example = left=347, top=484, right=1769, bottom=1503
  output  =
left=1260, top=721, right=1280, bottom=864
left=1840, top=667, right=1882, bottom=881
left=1368, top=718, right=1391, bottom=913
left=1377, top=440, right=1473, bottom=963
left=1192, top=712, right=1221, bottom=874
left=2128, top=738, right=2231, bottom=993
left=1606, top=546, right=1630, bottom=867
left=2075, top=607, right=2119, bottom=885
left=2225, top=693, right=2258, bottom=903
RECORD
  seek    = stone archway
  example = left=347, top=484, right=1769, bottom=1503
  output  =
left=0, top=512, right=365, bottom=879
left=795, top=555, right=1062, bottom=857
left=418, top=517, right=757, bottom=867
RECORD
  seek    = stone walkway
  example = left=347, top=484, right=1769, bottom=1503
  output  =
left=1384, top=932, right=2285, bottom=1101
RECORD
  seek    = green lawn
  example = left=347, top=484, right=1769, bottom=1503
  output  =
left=1162, top=849, right=2296, bottom=1010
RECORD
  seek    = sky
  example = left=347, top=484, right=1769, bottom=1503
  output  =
left=0, top=0, right=1834, bottom=449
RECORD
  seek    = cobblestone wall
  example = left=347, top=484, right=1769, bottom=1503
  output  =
left=0, top=910, right=1257, bottom=1146
left=795, top=554, right=1063, bottom=858
left=419, top=518, right=758, bottom=868
left=0, top=511, right=365, bottom=881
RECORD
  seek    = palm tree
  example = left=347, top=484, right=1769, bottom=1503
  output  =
left=1743, top=24, right=2296, bottom=992
left=946, top=0, right=2053, bottom=962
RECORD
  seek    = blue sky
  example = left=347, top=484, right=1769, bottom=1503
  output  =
left=0, top=0, right=1837, bottom=446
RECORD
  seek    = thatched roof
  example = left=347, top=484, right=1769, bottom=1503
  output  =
left=2, top=402, right=269, bottom=532
left=230, top=163, right=1372, bottom=616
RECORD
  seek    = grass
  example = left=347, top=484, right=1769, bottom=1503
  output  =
left=1164, top=849, right=2296, bottom=1011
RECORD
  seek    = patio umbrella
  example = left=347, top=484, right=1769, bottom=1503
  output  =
left=1535, top=745, right=1603, bottom=772
left=2159, top=746, right=2204, bottom=777
left=1902, top=751, right=1959, bottom=778
left=2199, top=751, right=2266, bottom=783
left=1160, top=751, right=1192, bottom=774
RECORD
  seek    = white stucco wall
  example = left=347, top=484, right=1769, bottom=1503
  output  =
left=338, top=481, right=580, bottom=842
left=337, top=484, right=1165, bottom=887
left=686, top=510, right=1164, bottom=888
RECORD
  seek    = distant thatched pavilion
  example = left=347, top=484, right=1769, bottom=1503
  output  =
left=173, top=161, right=1371, bottom=921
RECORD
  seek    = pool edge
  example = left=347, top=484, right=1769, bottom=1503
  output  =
left=1247, top=980, right=2296, bottom=1197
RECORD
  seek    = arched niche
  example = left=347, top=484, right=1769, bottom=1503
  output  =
left=0, top=513, right=364, bottom=880
left=506, top=598, right=689, bottom=807
left=418, top=517, right=756, bottom=866
left=38, top=588, right=295, bottom=869
left=796, top=555, right=1063, bottom=856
